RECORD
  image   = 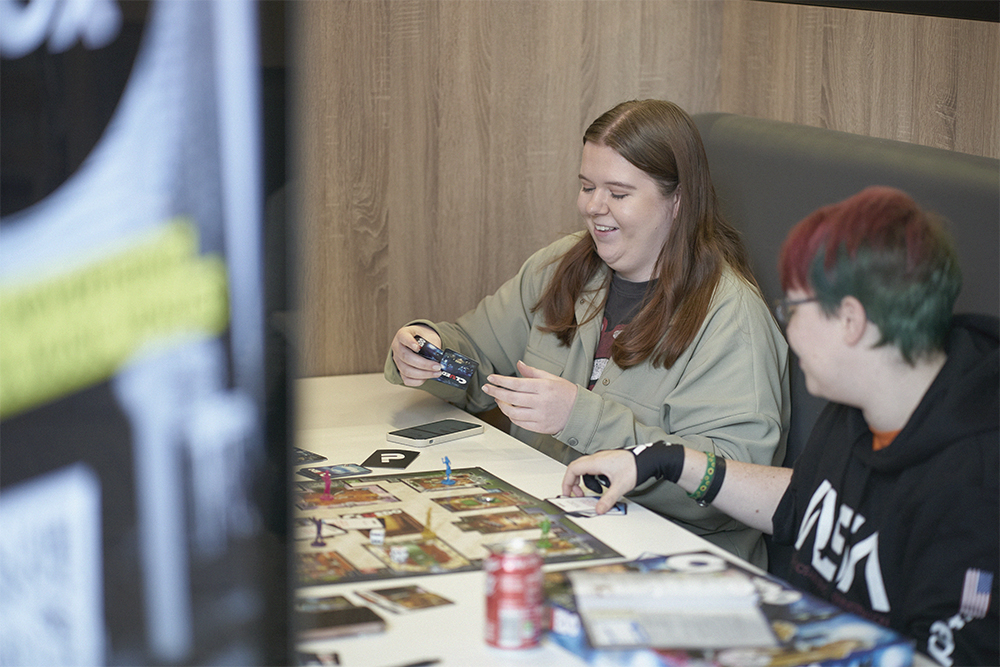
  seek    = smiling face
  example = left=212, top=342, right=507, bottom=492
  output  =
left=577, top=141, right=680, bottom=283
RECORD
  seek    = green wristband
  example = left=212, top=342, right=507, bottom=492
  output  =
left=687, top=451, right=717, bottom=502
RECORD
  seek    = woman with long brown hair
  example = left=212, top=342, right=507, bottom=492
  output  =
left=386, top=100, right=789, bottom=567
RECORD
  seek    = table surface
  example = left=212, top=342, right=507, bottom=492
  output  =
left=293, top=374, right=933, bottom=667
left=294, top=373, right=745, bottom=667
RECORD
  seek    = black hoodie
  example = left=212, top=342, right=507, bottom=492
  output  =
left=773, top=314, right=999, bottom=666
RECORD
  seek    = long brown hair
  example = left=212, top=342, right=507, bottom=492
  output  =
left=534, top=100, right=759, bottom=369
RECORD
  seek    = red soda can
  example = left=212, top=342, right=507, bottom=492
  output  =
left=484, top=537, right=543, bottom=649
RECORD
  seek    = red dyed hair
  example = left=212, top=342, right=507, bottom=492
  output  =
left=780, top=186, right=933, bottom=291
left=778, top=186, right=961, bottom=360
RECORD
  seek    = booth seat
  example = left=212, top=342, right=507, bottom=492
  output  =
left=693, top=112, right=1000, bottom=575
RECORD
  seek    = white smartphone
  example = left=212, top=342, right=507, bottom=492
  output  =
left=386, top=419, right=484, bottom=447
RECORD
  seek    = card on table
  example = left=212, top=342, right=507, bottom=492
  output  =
left=295, top=447, right=328, bottom=465
left=296, top=595, right=356, bottom=613
left=297, top=464, right=371, bottom=480
left=328, top=516, right=384, bottom=531
left=361, top=449, right=419, bottom=469
left=546, top=495, right=627, bottom=517
left=358, top=585, right=454, bottom=614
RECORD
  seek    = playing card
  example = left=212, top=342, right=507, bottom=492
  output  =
left=358, top=585, right=453, bottom=614
left=437, top=349, right=478, bottom=388
left=297, top=464, right=371, bottom=480
left=415, top=336, right=478, bottom=388
left=294, top=447, right=328, bottom=465
left=415, top=336, right=444, bottom=362
left=362, top=449, right=419, bottom=469
left=546, top=496, right=627, bottom=517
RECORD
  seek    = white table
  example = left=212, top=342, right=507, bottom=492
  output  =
left=294, top=374, right=934, bottom=667
left=294, top=374, right=740, bottom=667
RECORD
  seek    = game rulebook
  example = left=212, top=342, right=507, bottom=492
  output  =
left=545, top=551, right=915, bottom=667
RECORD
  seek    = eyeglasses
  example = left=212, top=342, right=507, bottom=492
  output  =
left=774, top=297, right=819, bottom=326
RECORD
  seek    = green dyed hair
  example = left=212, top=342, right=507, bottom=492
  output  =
left=780, top=186, right=962, bottom=363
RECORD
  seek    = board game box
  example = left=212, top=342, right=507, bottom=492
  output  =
left=544, top=551, right=915, bottom=667
left=294, top=466, right=622, bottom=586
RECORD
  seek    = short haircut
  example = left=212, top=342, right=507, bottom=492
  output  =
left=778, top=186, right=962, bottom=362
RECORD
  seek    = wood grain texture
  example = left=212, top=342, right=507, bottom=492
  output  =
left=294, top=0, right=998, bottom=377
left=294, top=0, right=391, bottom=375
left=718, top=2, right=999, bottom=154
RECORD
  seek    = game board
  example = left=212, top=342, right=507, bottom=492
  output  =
left=294, top=466, right=622, bottom=586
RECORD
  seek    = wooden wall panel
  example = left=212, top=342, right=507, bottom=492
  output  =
left=380, top=1, right=727, bottom=364
left=294, top=0, right=998, bottom=378
left=294, top=0, right=391, bottom=375
left=718, top=2, right=999, bottom=154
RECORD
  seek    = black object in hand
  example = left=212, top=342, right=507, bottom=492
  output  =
left=582, top=474, right=610, bottom=494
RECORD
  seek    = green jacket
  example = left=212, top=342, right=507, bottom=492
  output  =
left=385, top=233, right=790, bottom=568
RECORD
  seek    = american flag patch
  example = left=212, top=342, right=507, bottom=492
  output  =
left=960, top=568, right=993, bottom=619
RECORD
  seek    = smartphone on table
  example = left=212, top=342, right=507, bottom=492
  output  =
left=386, top=419, right=484, bottom=447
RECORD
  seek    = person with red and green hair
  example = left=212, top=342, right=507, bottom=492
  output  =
left=563, top=186, right=998, bottom=666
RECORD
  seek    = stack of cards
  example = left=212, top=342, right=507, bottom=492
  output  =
left=416, top=336, right=478, bottom=388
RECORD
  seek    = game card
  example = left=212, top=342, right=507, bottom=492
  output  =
left=358, top=585, right=454, bottom=614
left=361, top=449, right=419, bottom=469
left=416, top=336, right=478, bottom=388
left=295, top=447, right=328, bottom=465
left=437, top=349, right=477, bottom=388
left=329, top=516, right=384, bottom=531
left=295, top=595, right=356, bottom=613
left=546, top=496, right=627, bottom=517
left=415, top=336, right=444, bottom=362
left=297, top=464, right=371, bottom=481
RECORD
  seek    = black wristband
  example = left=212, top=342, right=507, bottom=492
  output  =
left=632, top=441, right=684, bottom=485
left=696, top=455, right=727, bottom=507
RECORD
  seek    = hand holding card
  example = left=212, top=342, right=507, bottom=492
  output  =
left=416, top=336, right=478, bottom=389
